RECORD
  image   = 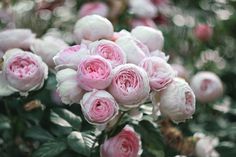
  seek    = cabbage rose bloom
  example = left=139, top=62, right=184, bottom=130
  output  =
left=30, top=36, right=69, bottom=68
left=0, top=29, right=35, bottom=52
left=77, top=55, right=113, bottom=91
left=89, top=40, right=126, bottom=68
left=116, top=36, right=149, bottom=65
left=80, top=90, right=119, bottom=125
left=101, top=125, right=142, bottom=157
left=140, top=57, right=176, bottom=91
left=53, top=44, right=89, bottom=70
left=79, top=2, right=109, bottom=18
left=74, top=15, right=114, bottom=43
left=56, top=68, right=84, bottom=105
left=0, top=49, right=48, bottom=96
left=131, top=26, right=164, bottom=51
left=108, top=64, right=150, bottom=109
left=190, top=71, right=223, bottom=103
left=158, top=78, right=196, bottom=123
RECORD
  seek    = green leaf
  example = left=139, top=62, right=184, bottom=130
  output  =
left=0, top=114, right=11, bottom=130
left=53, top=108, right=82, bottom=130
left=67, top=131, right=95, bottom=156
left=32, top=141, right=67, bottom=157
left=50, top=111, right=72, bottom=128
left=25, top=126, right=54, bottom=142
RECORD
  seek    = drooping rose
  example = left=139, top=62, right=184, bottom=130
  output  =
left=101, top=125, right=142, bottom=157
left=128, top=0, right=157, bottom=18
left=116, top=36, right=149, bottom=65
left=79, top=2, right=109, bottom=18
left=131, top=26, right=164, bottom=51
left=190, top=71, right=223, bottom=103
left=56, top=68, right=84, bottom=105
left=0, top=49, right=48, bottom=96
left=74, top=15, right=114, bottom=43
left=53, top=44, right=89, bottom=70
left=80, top=90, right=119, bottom=125
left=89, top=40, right=126, bottom=68
left=30, top=36, right=69, bottom=68
left=194, top=24, right=213, bottom=42
left=139, top=57, right=176, bottom=91
left=158, top=78, right=196, bottom=123
left=108, top=64, right=150, bottom=109
left=77, top=55, right=113, bottom=91
left=0, top=29, right=35, bottom=52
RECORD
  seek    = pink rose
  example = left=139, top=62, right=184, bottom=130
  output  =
left=77, top=55, right=113, bottom=91
left=150, top=49, right=169, bottom=61
left=116, top=36, right=149, bottom=65
left=0, top=29, right=35, bottom=52
left=194, top=24, right=213, bottom=42
left=190, top=71, right=223, bottom=103
left=157, top=78, right=196, bottom=123
left=139, top=57, right=176, bottom=91
left=131, top=26, right=164, bottom=51
left=56, top=68, right=84, bottom=105
left=30, top=36, right=69, bottom=68
left=80, top=90, right=119, bottom=125
left=89, top=40, right=126, bottom=68
left=79, top=2, right=109, bottom=18
left=108, top=64, right=150, bottom=109
left=74, top=15, right=114, bottom=43
left=101, top=125, right=142, bottom=157
left=0, top=49, right=48, bottom=96
left=131, top=18, right=157, bottom=28
left=53, top=44, right=89, bottom=70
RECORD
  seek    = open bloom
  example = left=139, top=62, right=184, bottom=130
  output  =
left=140, top=57, right=176, bottom=91
left=74, top=15, right=114, bottom=43
left=116, top=36, right=149, bottom=65
left=30, top=36, right=68, bottom=68
left=190, top=71, right=223, bottom=103
left=158, top=78, right=196, bottom=123
left=101, top=125, right=142, bottom=157
left=56, top=68, right=84, bottom=105
left=89, top=40, right=126, bottom=68
left=0, top=29, right=35, bottom=52
left=0, top=49, right=48, bottom=96
left=53, top=44, right=89, bottom=70
left=131, top=26, right=164, bottom=51
left=108, top=64, right=150, bottom=109
left=80, top=90, right=119, bottom=125
left=77, top=55, right=113, bottom=91
left=79, top=2, right=109, bottom=18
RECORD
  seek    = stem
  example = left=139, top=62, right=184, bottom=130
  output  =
left=107, top=111, right=126, bottom=137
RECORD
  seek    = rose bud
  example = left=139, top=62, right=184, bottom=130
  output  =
left=80, top=90, right=119, bottom=125
left=131, top=26, right=164, bottom=51
left=0, top=49, right=48, bottom=96
left=101, top=125, right=142, bottom=157
left=108, top=64, right=150, bottom=109
left=194, top=133, right=219, bottom=157
left=77, top=55, right=113, bottom=91
left=128, top=0, right=157, bottom=18
left=79, top=2, right=109, bottom=18
left=131, top=18, right=157, bottom=28
left=89, top=40, right=126, bottom=68
left=150, top=49, right=169, bottom=61
left=194, top=24, right=213, bottom=42
left=74, top=15, right=114, bottom=44
left=116, top=36, right=149, bottom=65
left=158, top=78, right=196, bottom=123
left=0, top=29, right=35, bottom=52
left=171, top=64, right=189, bottom=80
left=190, top=71, right=223, bottom=103
left=53, top=44, right=89, bottom=70
left=56, top=68, right=84, bottom=105
left=139, top=57, right=176, bottom=91
left=30, top=36, right=69, bottom=68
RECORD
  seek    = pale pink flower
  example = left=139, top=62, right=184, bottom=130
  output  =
left=194, top=24, right=213, bottom=41
left=131, top=18, right=157, bottom=28
left=79, top=2, right=109, bottom=18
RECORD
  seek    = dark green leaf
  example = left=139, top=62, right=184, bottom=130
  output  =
left=50, top=111, right=72, bottom=128
left=25, top=126, right=54, bottom=142
left=0, top=114, right=11, bottom=130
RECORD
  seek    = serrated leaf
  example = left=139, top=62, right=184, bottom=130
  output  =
left=25, top=126, right=54, bottom=141
left=50, top=111, right=72, bottom=128
left=32, top=141, right=67, bottom=157
left=67, top=131, right=95, bottom=156
left=53, top=108, right=82, bottom=129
